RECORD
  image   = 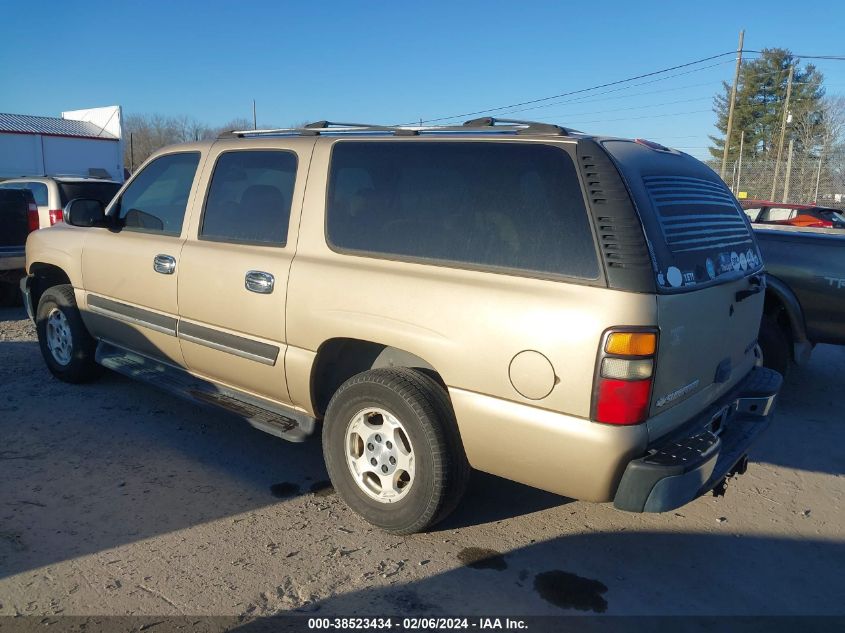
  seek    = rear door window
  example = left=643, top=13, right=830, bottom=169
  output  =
left=200, top=150, right=297, bottom=245
left=603, top=140, right=762, bottom=292
left=326, top=141, right=599, bottom=280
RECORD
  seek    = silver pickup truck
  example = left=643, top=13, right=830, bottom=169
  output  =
left=756, top=224, right=845, bottom=375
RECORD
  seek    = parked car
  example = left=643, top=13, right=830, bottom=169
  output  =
left=0, top=176, right=121, bottom=229
left=0, top=188, right=38, bottom=305
left=21, top=119, right=782, bottom=533
left=755, top=223, right=845, bottom=375
left=741, top=198, right=845, bottom=229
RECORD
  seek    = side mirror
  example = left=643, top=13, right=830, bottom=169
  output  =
left=64, top=198, right=105, bottom=227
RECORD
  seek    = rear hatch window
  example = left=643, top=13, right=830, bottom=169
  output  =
left=602, top=140, right=762, bottom=292
left=58, top=181, right=122, bottom=207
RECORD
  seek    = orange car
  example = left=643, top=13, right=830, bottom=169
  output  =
left=741, top=199, right=845, bottom=228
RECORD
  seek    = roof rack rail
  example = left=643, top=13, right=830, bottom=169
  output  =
left=217, top=118, right=574, bottom=139
left=462, top=117, right=569, bottom=136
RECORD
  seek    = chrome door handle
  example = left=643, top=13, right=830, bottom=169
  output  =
left=153, top=254, right=176, bottom=275
left=245, top=270, right=275, bottom=294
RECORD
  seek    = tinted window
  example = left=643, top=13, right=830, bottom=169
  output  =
left=603, top=140, right=762, bottom=292
left=0, top=182, right=47, bottom=206
left=26, top=183, right=49, bottom=206
left=58, top=181, right=121, bottom=207
left=326, top=142, right=598, bottom=279
left=201, top=151, right=297, bottom=245
left=117, top=152, right=200, bottom=235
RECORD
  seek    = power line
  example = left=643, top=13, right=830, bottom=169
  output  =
left=495, top=61, right=733, bottom=119
left=744, top=50, right=845, bottom=61
left=413, top=50, right=738, bottom=124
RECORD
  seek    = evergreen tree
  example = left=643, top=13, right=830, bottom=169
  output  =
left=708, top=48, right=824, bottom=160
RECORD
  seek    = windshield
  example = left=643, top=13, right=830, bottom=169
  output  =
left=602, top=140, right=762, bottom=292
left=58, top=181, right=121, bottom=207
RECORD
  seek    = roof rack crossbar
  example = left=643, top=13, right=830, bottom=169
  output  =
left=462, top=117, right=569, bottom=136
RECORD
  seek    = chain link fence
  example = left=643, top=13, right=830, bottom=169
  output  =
left=711, top=150, right=845, bottom=206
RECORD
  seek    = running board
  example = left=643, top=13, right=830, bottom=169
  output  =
left=95, top=342, right=315, bottom=442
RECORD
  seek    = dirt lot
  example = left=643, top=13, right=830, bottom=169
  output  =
left=0, top=304, right=843, bottom=617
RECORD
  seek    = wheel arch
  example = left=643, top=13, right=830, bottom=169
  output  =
left=309, top=337, right=444, bottom=418
left=28, top=262, right=73, bottom=312
left=764, top=274, right=812, bottom=363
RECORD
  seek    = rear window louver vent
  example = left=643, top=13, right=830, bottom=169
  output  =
left=643, top=175, right=754, bottom=255
left=580, top=153, right=651, bottom=270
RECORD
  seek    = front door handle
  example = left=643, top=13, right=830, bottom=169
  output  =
left=153, top=254, right=176, bottom=275
left=245, top=270, right=275, bottom=294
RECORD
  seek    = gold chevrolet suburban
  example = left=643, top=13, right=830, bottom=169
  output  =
left=22, top=119, right=782, bottom=533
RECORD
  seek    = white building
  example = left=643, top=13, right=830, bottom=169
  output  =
left=0, top=105, right=124, bottom=182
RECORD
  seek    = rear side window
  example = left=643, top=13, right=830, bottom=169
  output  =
left=201, top=150, right=297, bottom=246
left=26, top=183, right=48, bottom=206
left=58, top=181, right=121, bottom=207
left=603, top=140, right=762, bottom=292
left=326, top=141, right=599, bottom=279
left=0, top=182, right=47, bottom=206
left=117, top=152, right=200, bottom=236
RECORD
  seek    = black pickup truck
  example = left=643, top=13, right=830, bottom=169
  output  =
left=756, top=224, right=845, bottom=375
left=0, top=188, right=37, bottom=306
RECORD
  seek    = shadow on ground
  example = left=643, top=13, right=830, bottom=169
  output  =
left=231, top=531, right=844, bottom=618
left=0, top=339, right=566, bottom=578
left=750, top=344, right=845, bottom=476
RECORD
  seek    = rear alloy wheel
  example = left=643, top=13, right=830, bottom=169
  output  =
left=36, top=284, right=102, bottom=383
left=323, top=367, right=470, bottom=534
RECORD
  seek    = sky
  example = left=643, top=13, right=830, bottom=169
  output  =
left=2, top=0, right=845, bottom=160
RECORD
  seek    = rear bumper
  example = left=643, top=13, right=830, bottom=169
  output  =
left=614, top=366, right=782, bottom=513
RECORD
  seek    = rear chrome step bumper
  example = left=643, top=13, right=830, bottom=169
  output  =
left=613, top=366, right=782, bottom=513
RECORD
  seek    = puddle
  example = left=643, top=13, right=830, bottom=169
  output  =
left=269, top=482, right=300, bottom=498
left=534, top=570, right=608, bottom=613
left=310, top=480, right=335, bottom=497
left=457, top=547, right=507, bottom=571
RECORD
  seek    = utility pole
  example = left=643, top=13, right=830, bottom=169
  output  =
left=253, top=100, right=257, bottom=130
left=129, top=133, right=134, bottom=173
left=720, top=29, right=745, bottom=180
left=814, top=155, right=823, bottom=202
left=770, top=64, right=795, bottom=200
left=736, top=131, right=745, bottom=195
left=782, top=138, right=795, bottom=203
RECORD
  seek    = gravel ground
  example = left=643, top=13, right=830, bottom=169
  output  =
left=0, top=304, right=843, bottom=617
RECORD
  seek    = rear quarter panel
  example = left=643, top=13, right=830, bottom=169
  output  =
left=286, top=137, right=659, bottom=421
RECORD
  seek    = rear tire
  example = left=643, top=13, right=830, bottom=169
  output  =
left=36, top=284, right=102, bottom=383
left=759, top=313, right=790, bottom=378
left=322, top=367, right=470, bottom=534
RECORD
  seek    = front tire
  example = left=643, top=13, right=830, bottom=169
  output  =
left=36, top=284, right=102, bottom=383
left=322, top=368, right=469, bottom=534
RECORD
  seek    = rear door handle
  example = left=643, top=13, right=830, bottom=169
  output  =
left=245, top=270, right=275, bottom=294
left=153, top=254, right=176, bottom=275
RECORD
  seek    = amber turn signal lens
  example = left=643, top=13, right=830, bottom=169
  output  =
left=605, top=332, right=656, bottom=356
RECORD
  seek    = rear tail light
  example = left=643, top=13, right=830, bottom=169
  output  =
left=48, top=209, right=64, bottom=225
left=592, top=329, right=658, bottom=425
left=27, top=203, right=40, bottom=233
